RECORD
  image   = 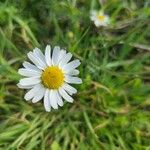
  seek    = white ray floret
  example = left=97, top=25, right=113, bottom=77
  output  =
left=18, top=45, right=82, bottom=112
left=90, top=10, right=110, bottom=27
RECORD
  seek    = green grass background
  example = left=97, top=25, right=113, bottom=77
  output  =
left=0, top=0, right=150, bottom=149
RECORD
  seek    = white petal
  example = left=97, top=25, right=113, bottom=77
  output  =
left=33, top=48, right=46, bottom=65
left=18, top=68, right=41, bottom=77
left=55, top=91, right=63, bottom=107
left=24, top=84, right=42, bottom=101
left=23, top=61, right=41, bottom=72
left=65, top=75, right=82, bottom=84
left=59, top=87, right=73, bottom=103
left=62, top=83, right=77, bottom=95
left=27, top=52, right=45, bottom=70
left=63, top=60, right=81, bottom=72
left=49, top=90, right=58, bottom=109
left=104, top=15, right=109, bottom=24
left=59, top=52, right=72, bottom=68
left=19, top=77, right=41, bottom=86
left=52, top=46, right=60, bottom=65
left=44, top=89, right=51, bottom=112
left=90, top=10, right=97, bottom=21
left=17, top=83, right=34, bottom=89
left=32, top=85, right=45, bottom=103
left=45, top=45, right=52, bottom=66
left=94, top=20, right=100, bottom=27
left=94, top=20, right=106, bottom=27
left=66, top=69, right=79, bottom=75
left=57, top=49, right=66, bottom=63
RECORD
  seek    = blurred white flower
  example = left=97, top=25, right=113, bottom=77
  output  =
left=18, top=45, right=82, bottom=112
left=90, top=10, right=109, bottom=27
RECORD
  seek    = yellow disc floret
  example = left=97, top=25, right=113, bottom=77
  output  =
left=41, top=66, right=64, bottom=89
left=97, top=15, right=105, bottom=21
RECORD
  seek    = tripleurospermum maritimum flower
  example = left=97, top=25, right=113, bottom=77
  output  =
left=90, top=10, right=109, bottom=27
left=17, top=45, right=82, bottom=112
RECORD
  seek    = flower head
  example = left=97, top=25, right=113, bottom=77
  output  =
left=90, top=10, right=109, bottom=27
left=18, top=45, right=82, bottom=112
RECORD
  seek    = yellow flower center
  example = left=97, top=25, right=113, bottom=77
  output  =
left=41, top=66, right=64, bottom=89
left=97, top=15, right=105, bottom=21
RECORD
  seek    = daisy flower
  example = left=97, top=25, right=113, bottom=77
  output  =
left=90, top=10, right=109, bottom=27
left=17, top=45, right=82, bottom=112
